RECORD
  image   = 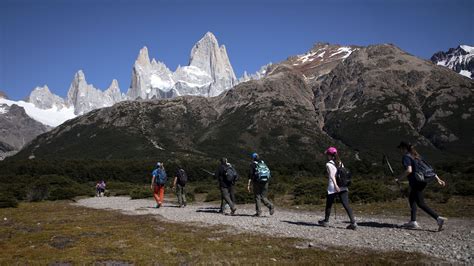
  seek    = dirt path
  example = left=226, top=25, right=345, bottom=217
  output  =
left=76, top=197, right=473, bottom=263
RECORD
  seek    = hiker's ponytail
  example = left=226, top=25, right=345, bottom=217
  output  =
left=408, top=145, right=421, bottom=159
left=334, top=153, right=342, bottom=167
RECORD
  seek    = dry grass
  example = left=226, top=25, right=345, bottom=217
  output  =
left=0, top=201, right=441, bottom=264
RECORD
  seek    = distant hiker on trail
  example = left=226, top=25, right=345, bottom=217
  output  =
left=173, top=167, right=188, bottom=208
left=96, top=180, right=106, bottom=197
left=215, top=157, right=237, bottom=215
left=318, top=147, right=357, bottom=230
left=397, top=141, right=447, bottom=231
left=248, top=153, right=274, bottom=217
left=151, top=162, right=168, bottom=208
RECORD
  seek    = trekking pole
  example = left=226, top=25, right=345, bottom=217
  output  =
left=383, top=154, right=404, bottom=197
left=200, top=168, right=215, bottom=177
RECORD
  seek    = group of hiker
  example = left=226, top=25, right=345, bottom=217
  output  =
left=148, top=141, right=448, bottom=231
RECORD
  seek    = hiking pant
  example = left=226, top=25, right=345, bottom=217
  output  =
left=176, top=184, right=186, bottom=206
left=409, top=181, right=439, bottom=221
left=153, top=184, right=165, bottom=205
left=220, top=186, right=236, bottom=211
left=253, top=181, right=273, bottom=214
left=324, top=191, right=355, bottom=224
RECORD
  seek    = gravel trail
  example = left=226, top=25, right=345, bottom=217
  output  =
left=76, top=197, right=473, bottom=263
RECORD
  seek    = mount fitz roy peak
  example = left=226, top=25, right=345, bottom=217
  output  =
left=126, top=32, right=238, bottom=100
left=431, top=45, right=473, bottom=79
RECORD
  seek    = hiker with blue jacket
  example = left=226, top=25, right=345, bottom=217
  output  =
left=248, top=153, right=274, bottom=217
left=215, top=157, right=237, bottom=215
left=318, top=147, right=357, bottom=230
left=397, top=141, right=447, bottom=231
left=151, top=162, right=167, bottom=208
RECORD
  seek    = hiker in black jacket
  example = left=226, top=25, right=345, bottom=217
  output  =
left=248, top=153, right=274, bottom=217
left=215, top=157, right=237, bottom=215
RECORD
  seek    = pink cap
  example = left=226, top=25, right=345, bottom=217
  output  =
left=325, top=147, right=338, bottom=155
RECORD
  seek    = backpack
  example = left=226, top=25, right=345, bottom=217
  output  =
left=177, top=169, right=188, bottom=186
left=329, top=161, right=352, bottom=187
left=224, top=164, right=238, bottom=183
left=409, top=155, right=436, bottom=183
left=153, top=168, right=167, bottom=185
left=255, top=160, right=271, bottom=182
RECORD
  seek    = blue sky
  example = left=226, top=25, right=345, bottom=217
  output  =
left=1, top=0, right=473, bottom=100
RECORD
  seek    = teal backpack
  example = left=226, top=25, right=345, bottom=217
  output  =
left=153, top=168, right=167, bottom=185
left=255, top=160, right=271, bottom=182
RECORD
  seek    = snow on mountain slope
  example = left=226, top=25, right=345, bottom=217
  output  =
left=0, top=98, right=76, bottom=127
left=431, top=45, right=473, bottom=79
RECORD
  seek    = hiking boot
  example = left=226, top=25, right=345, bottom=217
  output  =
left=231, top=208, right=237, bottom=216
left=269, top=206, right=275, bottom=215
left=318, top=219, right=329, bottom=227
left=346, top=223, right=358, bottom=230
left=155, top=204, right=161, bottom=209
left=403, top=221, right=420, bottom=229
left=437, top=216, right=447, bottom=231
left=253, top=212, right=262, bottom=217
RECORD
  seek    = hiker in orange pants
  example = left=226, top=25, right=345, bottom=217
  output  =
left=150, top=162, right=168, bottom=208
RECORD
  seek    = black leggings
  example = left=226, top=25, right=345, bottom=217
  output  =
left=409, top=182, right=439, bottom=221
left=324, top=191, right=355, bottom=224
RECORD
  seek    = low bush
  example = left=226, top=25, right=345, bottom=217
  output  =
left=349, top=179, right=398, bottom=203
left=130, top=187, right=153, bottom=199
left=0, top=193, right=18, bottom=208
left=453, top=180, right=474, bottom=196
left=293, top=178, right=327, bottom=205
left=26, top=175, right=92, bottom=202
left=204, top=190, right=221, bottom=202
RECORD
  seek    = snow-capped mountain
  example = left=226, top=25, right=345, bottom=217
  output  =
left=431, top=45, right=473, bottom=79
left=0, top=97, right=75, bottom=127
left=239, top=63, right=273, bottom=83
left=67, top=70, right=123, bottom=115
left=126, top=32, right=237, bottom=100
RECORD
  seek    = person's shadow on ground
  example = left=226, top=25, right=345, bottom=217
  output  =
left=281, top=220, right=323, bottom=227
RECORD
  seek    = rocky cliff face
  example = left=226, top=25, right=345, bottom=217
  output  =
left=67, top=70, right=123, bottom=115
left=0, top=104, right=51, bottom=160
left=13, top=43, right=474, bottom=163
left=431, top=45, right=473, bottom=79
left=126, top=32, right=237, bottom=100
left=28, top=85, right=66, bottom=110
left=313, top=44, right=473, bottom=157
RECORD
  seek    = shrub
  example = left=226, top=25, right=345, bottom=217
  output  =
left=130, top=187, right=153, bottom=199
left=193, top=185, right=210, bottom=194
left=453, top=181, right=474, bottom=196
left=349, top=179, right=397, bottom=203
left=26, top=175, right=92, bottom=202
left=293, top=178, right=327, bottom=205
left=0, top=193, right=18, bottom=208
left=204, top=190, right=221, bottom=202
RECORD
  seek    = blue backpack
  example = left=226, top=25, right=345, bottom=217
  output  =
left=153, top=168, right=167, bottom=185
left=255, top=160, right=271, bottom=182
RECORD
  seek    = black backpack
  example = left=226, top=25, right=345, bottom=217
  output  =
left=177, top=169, right=188, bottom=186
left=224, top=165, right=238, bottom=183
left=409, top=155, right=436, bottom=183
left=330, top=161, right=352, bottom=187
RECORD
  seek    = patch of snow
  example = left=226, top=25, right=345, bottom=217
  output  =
left=0, top=106, right=7, bottom=114
left=330, top=47, right=353, bottom=58
left=150, top=74, right=174, bottom=91
left=437, top=60, right=447, bottom=67
left=316, top=51, right=326, bottom=58
left=0, top=98, right=76, bottom=127
left=460, top=45, right=474, bottom=54
left=459, top=70, right=472, bottom=78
